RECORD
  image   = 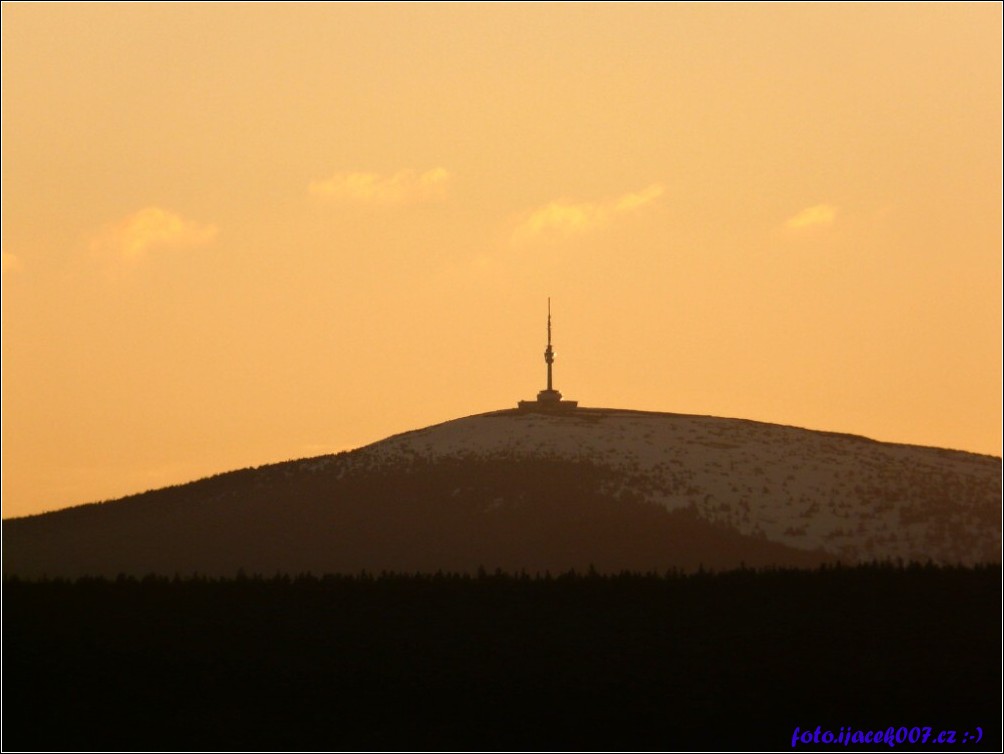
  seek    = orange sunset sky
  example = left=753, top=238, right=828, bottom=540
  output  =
left=2, top=3, right=1001, bottom=519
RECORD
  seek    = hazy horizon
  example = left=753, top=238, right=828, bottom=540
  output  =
left=3, top=3, right=1001, bottom=518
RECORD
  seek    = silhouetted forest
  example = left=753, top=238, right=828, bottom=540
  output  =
left=4, top=456, right=831, bottom=578
left=3, top=564, right=999, bottom=751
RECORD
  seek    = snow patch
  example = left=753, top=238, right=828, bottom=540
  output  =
left=339, top=409, right=1000, bottom=565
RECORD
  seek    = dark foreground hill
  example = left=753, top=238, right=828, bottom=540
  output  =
left=3, top=565, right=999, bottom=751
left=4, top=409, right=1000, bottom=577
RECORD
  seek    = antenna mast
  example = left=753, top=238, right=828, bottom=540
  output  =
left=544, top=297, right=554, bottom=392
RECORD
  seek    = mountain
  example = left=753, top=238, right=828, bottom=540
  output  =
left=3, top=408, right=1000, bottom=577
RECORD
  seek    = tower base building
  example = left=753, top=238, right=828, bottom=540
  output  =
left=517, top=391, right=579, bottom=412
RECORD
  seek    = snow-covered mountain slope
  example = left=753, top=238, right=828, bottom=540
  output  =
left=339, top=408, right=1000, bottom=565
left=4, top=408, right=999, bottom=577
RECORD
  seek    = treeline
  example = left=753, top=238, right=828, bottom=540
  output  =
left=3, top=563, right=1000, bottom=751
left=3, top=558, right=997, bottom=587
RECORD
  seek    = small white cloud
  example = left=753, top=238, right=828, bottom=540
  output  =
left=520, top=200, right=607, bottom=237
left=613, top=183, right=665, bottom=213
left=2, top=252, right=23, bottom=274
left=90, top=207, right=218, bottom=262
left=513, top=183, right=664, bottom=242
left=309, top=167, right=451, bottom=205
left=785, top=203, right=838, bottom=231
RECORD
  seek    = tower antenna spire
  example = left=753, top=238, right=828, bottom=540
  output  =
left=547, top=297, right=552, bottom=347
left=545, top=297, right=554, bottom=392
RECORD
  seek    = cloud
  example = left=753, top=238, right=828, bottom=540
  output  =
left=2, top=252, right=23, bottom=274
left=520, top=201, right=607, bottom=236
left=613, top=183, right=666, bottom=213
left=514, top=183, right=664, bottom=241
left=785, top=203, right=838, bottom=230
left=309, top=167, right=451, bottom=205
left=89, top=207, right=218, bottom=262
